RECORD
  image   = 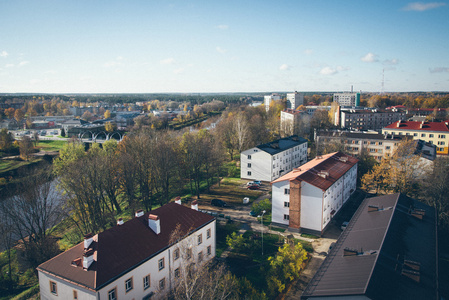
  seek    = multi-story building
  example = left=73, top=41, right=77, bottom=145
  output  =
left=333, top=92, right=360, bottom=106
left=271, top=152, right=358, bottom=235
left=301, top=193, right=438, bottom=300
left=382, top=120, right=449, bottom=155
left=340, top=109, right=406, bottom=131
left=305, top=106, right=331, bottom=116
left=280, top=109, right=310, bottom=136
left=264, top=93, right=281, bottom=112
left=315, top=130, right=436, bottom=161
left=240, top=135, right=308, bottom=182
left=286, top=92, right=304, bottom=110
left=37, top=202, right=216, bottom=300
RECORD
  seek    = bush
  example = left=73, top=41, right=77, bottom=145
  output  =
left=251, top=198, right=271, bottom=216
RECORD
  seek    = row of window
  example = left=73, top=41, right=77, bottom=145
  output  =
left=386, top=131, right=446, bottom=139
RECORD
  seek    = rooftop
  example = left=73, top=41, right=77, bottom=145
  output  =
left=316, top=130, right=409, bottom=141
left=302, top=193, right=437, bottom=300
left=256, top=135, right=308, bottom=155
left=272, top=152, right=358, bottom=191
left=384, top=120, right=449, bottom=132
left=37, top=203, right=214, bottom=291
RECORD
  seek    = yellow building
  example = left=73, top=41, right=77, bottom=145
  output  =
left=382, top=120, right=449, bottom=155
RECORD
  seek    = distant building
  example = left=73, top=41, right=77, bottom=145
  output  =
left=271, top=152, right=358, bottom=235
left=240, top=135, right=308, bottom=182
left=301, top=193, right=438, bottom=300
left=280, top=109, right=310, bottom=136
left=382, top=120, right=449, bottom=155
left=264, top=93, right=281, bottom=112
left=37, top=202, right=216, bottom=300
left=333, top=92, right=360, bottom=106
left=305, top=106, right=331, bottom=116
left=340, top=109, right=406, bottom=131
left=286, top=92, right=304, bottom=110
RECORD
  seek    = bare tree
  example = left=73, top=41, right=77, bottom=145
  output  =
left=233, top=112, right=249, bottom=153
left=19, top=135, right=33, bottom=161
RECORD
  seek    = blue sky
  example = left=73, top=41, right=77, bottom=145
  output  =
left=0, top=1, right=448, bottom=93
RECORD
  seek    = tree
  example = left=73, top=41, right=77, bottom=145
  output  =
left=0, top=167, right=64, bottom=269
left=14, top=109, right=24, bottom=123
left=19, top=136, right=33, bottom=160
left=4, top=107, right=15, bottom=119
left=267, top=242, right=308, bottom=296
left=104, top=109, right=111, bottom=119
left=0, top=128, right=14, bottom=150
left=105, top=121, right=116, bottom=133
left=32, top=130, right=39, bottom=147
left=60, top=127, right=66, bottom=137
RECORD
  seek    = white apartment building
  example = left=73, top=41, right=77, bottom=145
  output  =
left=280, top=109, right=310, bottom=136
left=340, top=109, right=406, bottom=131
left=240, top=135, right=308, bottom=182
left=264, top=93, right=281, bottom=112
left=271, top=152, right=358, bottom=235
left=37, top=202, right=216, bottom=300
left=333, top=92, right=360, bottom=106
left=286, top=92, right=304, bottom=110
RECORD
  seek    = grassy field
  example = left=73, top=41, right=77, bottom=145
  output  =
left=36, top=140, right=67, bottom=152
left=0, top=160, right=30, bottom=173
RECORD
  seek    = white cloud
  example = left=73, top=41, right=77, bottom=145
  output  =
left=383, top=58, right=399, bottom=65
left=217, top=24, right=229, bottom=30
left=361, top=52, right=378, bottom=63
left=303, top=49, right=313, bottom=55
left=0, top=51, right=8, bottom=57
left=429, top=67, right=449, bottom=73
left=320, top=67, right=337, bottom=75
left=336, top=66, right=350, bottom=71
left=216, top=46, right=227, bottom=54
left=173, top=68, right=184, bottom=74
left=403, top=2, right=446, bottom=11
left=18, top=61, right=29, bottom=67
left=5, top=64, right=14, bottom=68
left=160, top=58, right=175, bottom=65
left=279, top=64, right=290, bottom=71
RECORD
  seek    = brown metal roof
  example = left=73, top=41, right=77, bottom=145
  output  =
left=37, top=203, right=215, bottom=290
left=272, top=152, right=358, bottom=191
left=302, top=194, right=437, bottom=300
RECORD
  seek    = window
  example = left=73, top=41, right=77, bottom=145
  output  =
left=207, top=229, right=211, bottom=239
left=386, top=146, right=391, bottom=150
left=414, top=133, right=418, bottom=137
left=429, top=134, right=434, bottom=138
left=108, top=287, right=117, bottom=300
left=378, top=142, right=383, bottom=145
left=50, top=281, right=57, bottom=295
left=438, top=141, right=445, bottom=145
left=421, top=133, right=426, bottom=137
left=198, top=251, right=203, bottom=262
left=284, top=214, right=289, bottom=220
left=198, top=234, right=202, bottom=245
left=439, top=134, right=446, bottom=139
left=207, top=245, right=211, bottom=256
left=186, top=248, right=192, bottom=259
left=248, top=155, right=251, bottom=159
left=174, top=268, right=180, bottom=278
left=158, top=258, right=165, bottom=270
left=284, top=188, right=290, bottom=195
left=159, top=278, right=166, bottom=290
left=247, top=171, right=251, bottom=176
left=143, top=274, right=150, bottom=290
left=247, top=163, right=251, bottom=168
left=439, top=147, right=445, bottom=151
left=125, top=277, right=133, bottom=292
left=174, top=248, right=180, bottom=260
left=73, top=290, right=78, bottom=300
left=284, top=202, right=290, bottom=207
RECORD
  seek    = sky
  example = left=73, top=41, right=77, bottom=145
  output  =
left=0, top=1, right=448, bottom=94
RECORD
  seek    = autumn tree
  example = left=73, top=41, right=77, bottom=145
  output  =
left=19, top=135, right=33, bottom=160
left=0, top=128, right=14, bottom=150
left=14, top=109, right=24, bottom=123
left=104, top=109, right=111, bottom=119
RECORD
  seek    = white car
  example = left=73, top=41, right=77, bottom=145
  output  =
left=246, top=181, right=260, bottom=186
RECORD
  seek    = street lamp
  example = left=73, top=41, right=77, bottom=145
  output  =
left=258, top=210, right=266, bottom=256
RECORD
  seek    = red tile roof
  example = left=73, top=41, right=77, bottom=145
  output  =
left=37, top=203, right=215, bottom=291
left=272, top=152, right=358, bottom=191
left=384, top=120, right=449, bottom=132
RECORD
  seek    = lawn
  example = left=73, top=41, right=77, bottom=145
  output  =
left=36, top=140, right=67, bottom=152
left=0, top=160, right=30, bottom=173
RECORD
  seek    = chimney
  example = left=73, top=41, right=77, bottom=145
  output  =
left=343, top=248, right=359, bottom=256
left=191, top=200, right=199, bottom=211
left=135, top=209, right=144, bottom=218
left=148, top=214, right=161, bottom=235
left=84, top=233, right=93, bottom=249
left=396, top=121, right=401, bottom=128
left=83, top=249, right=94, bottom=270
left=117, top=218, right=124, bottom=225
left=174, top=196, right=182, bottom=205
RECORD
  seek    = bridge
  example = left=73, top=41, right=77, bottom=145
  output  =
left=77, top=130, right=125, bottom=143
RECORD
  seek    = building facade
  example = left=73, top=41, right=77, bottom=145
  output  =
left=286, top=92, right=304, bottom=110
left=382, top=120, right=449, bottom=155
left=271, top=152, right=358, bottom=235
left=37, top=203, right=216, bottom=300
left=340, top=109, right=406, bottom=131
left=333, top=92, right=360, bottom=106
left=240, top=135, right=308, bottom=182
left=280, top=109, right=310, bottom=136
left=264, top=93, right=281, bottom=112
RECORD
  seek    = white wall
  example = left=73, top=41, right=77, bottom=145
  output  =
left=38, top=271, right=96, bottom=300
left=240, top=148, right=272, bottom=182
left=271, top=181, right=291, bottom=225
left=300, top=183, right=324, bottom=233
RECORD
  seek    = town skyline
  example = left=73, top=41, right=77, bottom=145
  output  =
left=1, top=1, right=448, bottom=93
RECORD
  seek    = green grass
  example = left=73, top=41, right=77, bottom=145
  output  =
left=36, top=140, right=67, bottom=152
left=0, top=160, right=29, bottom=172
left=300, top=233, right=319, bottom=239
left=216, top=222, right=240, bottom=257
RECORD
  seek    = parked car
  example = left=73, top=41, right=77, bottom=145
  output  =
left=247, top=185, right=260, bottom=190
left=341, top=221, right=349, bottom=231
left=211, top=199, right=227, bottom=207
left=40, top=130, right=47, bottom=136
left=253, top=180, right=262, bottom=185
left=246, top=181, right=260, bottom=186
